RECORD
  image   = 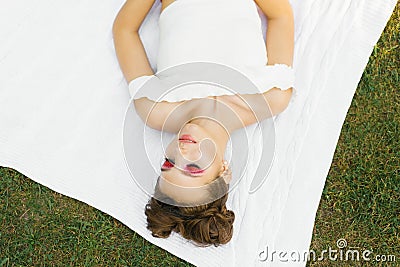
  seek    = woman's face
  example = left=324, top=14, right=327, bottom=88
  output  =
left=160, top=122, right=225, bottom=189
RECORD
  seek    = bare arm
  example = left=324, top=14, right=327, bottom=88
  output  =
left=254, top=0, right=295, bottom=115
left=255, top=0, right=294, bottom=66
left=112, top=0, right=156, bottom=83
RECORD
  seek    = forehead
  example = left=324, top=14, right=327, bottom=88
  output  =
left=157, top=174, right=212, bottom=205
left=156, top=174, right=228, bottom=206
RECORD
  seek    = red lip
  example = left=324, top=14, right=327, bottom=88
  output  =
left=179, top=134, right=197, bottom=143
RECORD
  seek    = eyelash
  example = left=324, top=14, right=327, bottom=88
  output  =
left=162, top=157, right=174, bottom=169
left=162, top=157, right=203, bottom=174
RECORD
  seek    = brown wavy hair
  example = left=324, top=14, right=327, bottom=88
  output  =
left=144, top=175, right=235, bottom=247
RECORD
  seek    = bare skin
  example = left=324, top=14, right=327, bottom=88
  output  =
left=113, top=0, right=295, bottom=194
left=133, top=93, right=271, bottom=133
left=114, top=0, right=294, bottom=133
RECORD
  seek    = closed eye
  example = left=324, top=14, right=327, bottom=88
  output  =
left=161, top=157, right=174, bottom=170
left=184, top=164, right=205, bottom=175
left=160, top=158, right=205, bottom=177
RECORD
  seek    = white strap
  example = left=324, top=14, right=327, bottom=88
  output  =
left=251, top=63, right=295, bottom=93
left=128, top=75, right=155, bottom=98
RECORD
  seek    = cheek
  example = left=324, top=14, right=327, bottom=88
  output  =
left=199, top=139, right=217, bottom=166
left=165, top=138, right=176, bottom=155
left=199, top=139, right=216, bottom=156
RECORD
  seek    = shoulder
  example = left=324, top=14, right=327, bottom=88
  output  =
left=262, top=87, right=293, bottom=115
left=218, top=88, right=293, bottom=127
left=133, top=97, right=187, bottom=132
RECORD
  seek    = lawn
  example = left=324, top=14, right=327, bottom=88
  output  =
left=0, top=4, right=398, bottom=267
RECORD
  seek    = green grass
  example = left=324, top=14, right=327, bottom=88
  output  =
left=307, top=3, right=400, bottom=267
left=1, top=5, right=399, bottom=267
left=0, top=168, right=193, bottom=266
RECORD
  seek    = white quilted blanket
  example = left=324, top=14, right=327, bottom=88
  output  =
left=0, top=0, right=396, bottom=266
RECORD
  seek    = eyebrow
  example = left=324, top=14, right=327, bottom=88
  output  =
left=160, top=167, right=205, bottom=177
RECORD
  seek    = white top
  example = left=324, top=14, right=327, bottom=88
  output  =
left=128, top=0, right=296, bottom=102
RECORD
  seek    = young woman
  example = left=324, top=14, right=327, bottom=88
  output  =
left=113, top=0, right=295, bottom=247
